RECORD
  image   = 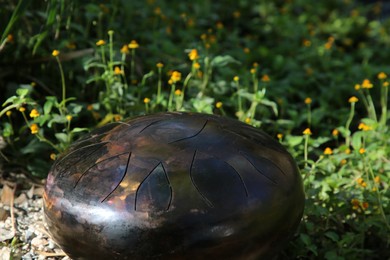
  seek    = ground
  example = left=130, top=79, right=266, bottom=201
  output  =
left=0, top=171, right=69, bottom=260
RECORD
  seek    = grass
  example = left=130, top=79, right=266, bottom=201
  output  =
left=0, top=0, right=389, bottom=259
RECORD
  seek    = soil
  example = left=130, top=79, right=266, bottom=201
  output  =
left=0, top=171, right=69, bottom=260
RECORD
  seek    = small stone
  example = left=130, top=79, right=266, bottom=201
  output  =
left=0, top=185, right=14, bottom=205
left=30, top=237, right=48, bottom=249
left=0, top=208, right=8, bottom=221
left=47, top=239, right=56, bottom=249
left=33, top=187, right=44, bottom=197
left=24, top=228, right=36, bottom=241
left=0, top=247, right=11, bottom=260
left=26, top=186, right=34, bottom=199
left=0, top=227, right=14, bottom=242
left=14, top=193, right=27, bottom=205
left=21, top=252, right=33, bottom=260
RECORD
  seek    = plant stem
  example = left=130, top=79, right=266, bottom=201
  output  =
left=307, top=103, right=312, bottom=127
left=55, top=56, right=67, bottom=115
left=156, top=67, right=162, bottom=105
left=363, top=155, right=390, bottom=231
left=168, top=84, right=175, bottom=111
left=365, top=90, right=377, bottom=122
left=380, top=84, right=388, bottom=126
left=304, top=134, right=309, bottom=168
left=131, top=48, right=136, bottom=83
left=345, top=102, right=356, bottom=147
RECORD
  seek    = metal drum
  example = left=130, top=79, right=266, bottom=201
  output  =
left=43, top=112, right=305, bottom=259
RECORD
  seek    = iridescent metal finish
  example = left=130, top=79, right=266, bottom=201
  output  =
left=43, top=112, right=304, bottom=259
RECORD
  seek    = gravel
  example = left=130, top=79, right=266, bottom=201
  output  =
left=0, top=172, right=70, bottom=260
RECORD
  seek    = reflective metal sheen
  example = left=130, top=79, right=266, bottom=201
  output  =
left=43, top=112, right=305, bottom=259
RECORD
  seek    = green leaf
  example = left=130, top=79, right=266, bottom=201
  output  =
left=55, top=133, right=68, bottom=143
left=16, top=88, right=29, bottom=97
left=43, top=99, right=54, bottom=115
left=351, top=131, right=364, bottom=150
left=260, top=99, right=278, bottom=116
left=325, top=231, right=340, bottom=242
left=300, top=233, right=311, bottom=246
left=286, top=136, right=304, bottom=147
left=70, top=127, right=89, bottom=134
left=211, top=55, right=240, bottom=67
left=48, top=114, right=67, bottom=127
left=0, top=0, right=30, bottom=44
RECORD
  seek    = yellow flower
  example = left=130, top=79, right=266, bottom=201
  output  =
left=30, top=123, right=39, bottom=134
left=66, top=115, right=72, bottom=121
left=114, top=66, right=123, bottom=75
left=348, top=96, right=358, bottom=103
left=359, top=148, right=366, bottom=154
left=114, top=114, right=122, bottom=121
left=358, top=122, right=372, bottom=131
left=303, top=39, right=311, bottom=47
left=361, top=79, right=373, bottom=89
left=96, top=40, right=106, bottom=46
left=324, top=147, right=333, bottom=155
left=383, top=81, right=389, bottom=87
left=170, top=71, right=181, bottom=83
left=128, top=40, right=139, bottom=49
left=120, top=44, right=129, bottom=54
left=216, top=22, right=224, bottom=29
left=233, top=76, right=239, bottom=82
left=303, top=128, right=312, bottom=135
left=156, top=62, right=164, bottom=68
left=374, top=176, right=380, bottom=183
left=143, top=97, right=151, bottom=104
left=216, top=101, right=223, bottom=109
left=188, top=49, right=199, bottom=60
left=193, top=62, right=200, bottom=69
left=354, top=84, right=361, bottom=90
left=6, top=111, right=12, bottom=117
left=50, top=153, right=57, bottom=160
left=52, top=50, right=60, bottom=57
left=377, top=72, right=387, bottom=80
left=357, top=177, right=365, bottom=186
left=243, top=47, right=250, bottom=54
left=66, top=42, right=76, bottom=49
left=154, top=7, right=162, bottom=15
left=174, top=89, right=182, bottom=96
left=362, top=202, right=369, bottom=210
left=304, top=97, right=312, bottom=104
left=261, top=74, right=270, bottom=82
left=245, top=117, right=251, bottom=124
left=277, top=133, right=283, bottom=139
left=250, top=68, right=256, bottom=74
left=29, top=109, right=40, bottom=118
left=345, top=148, right=351, bottom=154
left=351, top=199, right=360, bottom=210
left=324, top=41, right=333, bottom=50
left=340, top=159, right=347, bottom=165
left=253, top=62, right=259, bottom=67
left=6, top=34, right=13, bottom=43
left=19, top=107, right=26, bottom=112
left=332, top=129, right=339, bottom=136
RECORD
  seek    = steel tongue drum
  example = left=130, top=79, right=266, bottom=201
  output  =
left=43, top=112, right=305, bottom=259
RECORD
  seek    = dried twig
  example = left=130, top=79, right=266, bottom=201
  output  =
left=35, top=251, right=67, bottom=257
left=10, top=185, right=17, bottom=237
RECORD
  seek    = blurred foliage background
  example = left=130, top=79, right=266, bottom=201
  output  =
left=0, top=0, right=389, bottom=259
